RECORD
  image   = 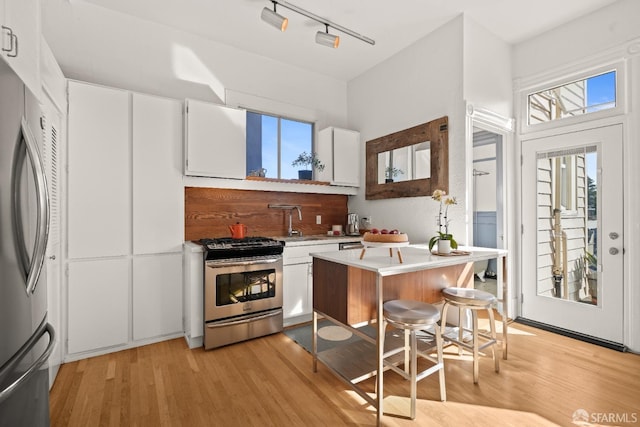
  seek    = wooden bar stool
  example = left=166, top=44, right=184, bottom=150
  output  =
left=381, top=299, right=446, bottom=420
left=441, top=287, right=500, bottom=384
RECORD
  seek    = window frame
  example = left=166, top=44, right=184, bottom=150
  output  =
left=519, top=61, right=625, bottom=135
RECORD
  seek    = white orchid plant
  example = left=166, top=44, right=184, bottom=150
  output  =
left=429, top=189, right=458, bottom=251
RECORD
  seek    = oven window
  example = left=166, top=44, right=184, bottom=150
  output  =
left=216, top=269, right=277, bottom=306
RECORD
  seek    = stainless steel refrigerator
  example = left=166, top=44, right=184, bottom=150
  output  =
left=0, top=59, right=55, bottom=425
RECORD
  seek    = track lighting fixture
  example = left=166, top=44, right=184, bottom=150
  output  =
left=261, top=1, right=288, bottom=32
left=316, top=24, right=339, bottom=48
left=260, top=1, right=374, bottom=47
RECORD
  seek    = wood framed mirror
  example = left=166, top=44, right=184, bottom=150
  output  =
left=366, top=116, right=448, bottom=200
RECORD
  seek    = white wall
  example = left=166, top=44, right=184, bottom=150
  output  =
left=513, top=0, right=640, bottom=79
left=463, top=17, right=513, bottom=118
left=347, top=16, right=467, bottom=244
left=41, top=0, right=348, bottom=129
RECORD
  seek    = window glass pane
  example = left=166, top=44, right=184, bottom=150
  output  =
left=528, top=71, right=616, bottom=125
left=536, top=146, right=598, bottom=303
left=246, top=112, right=314, bottom=179
left=261, top=115, right=278, bottom=178
left=281, top=119, right=312, bottom=180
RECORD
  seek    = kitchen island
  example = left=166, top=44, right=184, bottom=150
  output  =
left=311, top=244, right=508, bottom=425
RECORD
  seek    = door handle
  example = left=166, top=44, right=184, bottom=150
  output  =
left=11, top=118, right=50, bottom=295
left=609, top=232, right=619, bottom=240
left=609, top=247, right=619, bottom=255
left=1, top=26, right=18, bottom=57
left=0, top=320, right=55, bottom=404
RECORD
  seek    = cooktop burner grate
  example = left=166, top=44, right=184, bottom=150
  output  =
left=198, top=237, right=283, bottom=260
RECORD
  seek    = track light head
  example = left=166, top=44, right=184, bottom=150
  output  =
left=259, top=1, right=374, bottom=46
left=316, top=25, right=339, bottom=48
left=261, top=3, right=288, bottom=32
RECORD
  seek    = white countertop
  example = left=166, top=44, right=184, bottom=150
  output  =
left=273, top=234, right=362, bottom=247
left=311, top=244, right=507, bottom=277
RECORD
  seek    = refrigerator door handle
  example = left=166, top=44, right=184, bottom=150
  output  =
left=0, top=320, right=55, bottom=404
left=10, top=118, right=50, bottom=295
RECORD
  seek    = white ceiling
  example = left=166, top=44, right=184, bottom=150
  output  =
left=80, top=0, right=619, bottom=81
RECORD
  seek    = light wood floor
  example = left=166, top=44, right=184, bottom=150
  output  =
left=50, top=320, right=640, bottom=427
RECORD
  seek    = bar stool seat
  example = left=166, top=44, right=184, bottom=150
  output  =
left=381, top=300, right=446, bottom=420
left=441, top=287, right=500, bottom=384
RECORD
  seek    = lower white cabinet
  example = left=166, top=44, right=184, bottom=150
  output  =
left=283, top=243, right=339, bottom=325
left=133, top=254, right=183, bottom=341
left=67, top=259, right=130, bottom=355
left=67, top=255, right=183, bottom=358
left=183, top=242, right=204, bottom=348
left=283, top=263, right=312, bottom=322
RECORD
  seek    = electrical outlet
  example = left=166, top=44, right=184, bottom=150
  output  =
left=316, top=215, right=322, bottom=224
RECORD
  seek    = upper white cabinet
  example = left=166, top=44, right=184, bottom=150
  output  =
left=133, top=93, right=184, bottom=254
left=184, top=99, right=246, bottom=179
left=67, top=81, right=131, bottom=259
left=1, top=0, right=40, bottom=99
left=317, top=127, right=360, bottom=187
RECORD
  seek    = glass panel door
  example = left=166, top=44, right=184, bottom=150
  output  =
left=521, top=125, right=623, bottom=343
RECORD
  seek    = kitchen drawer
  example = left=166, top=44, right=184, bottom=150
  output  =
left=283, top=243, right=339, bottom=265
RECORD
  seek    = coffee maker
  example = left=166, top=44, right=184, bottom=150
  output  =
left=347, top=213, right=359, bottom=235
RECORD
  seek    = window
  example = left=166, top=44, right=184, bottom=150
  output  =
left=528, top=71, right=616, bottom=125
left=246, top=111, right=314, bottom=179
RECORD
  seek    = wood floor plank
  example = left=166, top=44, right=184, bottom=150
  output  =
left=50, top=322, right=640, bottom=426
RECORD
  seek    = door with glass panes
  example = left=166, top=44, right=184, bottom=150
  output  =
left=521, top=124, right=623, bottom=343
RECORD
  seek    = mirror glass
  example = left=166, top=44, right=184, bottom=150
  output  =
left=376, top=142, right=431, bottom=184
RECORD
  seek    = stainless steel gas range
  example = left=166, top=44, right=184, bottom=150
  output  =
left=198, top=237, right=284, bottom=350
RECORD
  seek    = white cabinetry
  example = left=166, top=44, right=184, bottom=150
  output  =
left=67, top=259, right=130, bottom=354
left=133, top=254, right=183, bottom=341
left=66, top=81, right=184, bottom=360
left=133, top=93, right=183, bottom=254
left=283, top=243, right=339, bottom=326
left=317, top=127, right=360, bottom=187
left=184, top=99, right=246, bottom=178
left=1, top=0, right=40, bottom=99
left=183, top=242, right=204, bottom=348
left=283, top=263, right=312, bottom=322
left=67, top=82, right=130, bottom=259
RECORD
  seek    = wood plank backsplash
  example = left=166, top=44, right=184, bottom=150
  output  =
left=185, top=187, right=349, bottom=241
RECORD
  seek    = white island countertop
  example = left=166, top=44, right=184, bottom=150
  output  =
left=311, top=244, right=507, bottom=276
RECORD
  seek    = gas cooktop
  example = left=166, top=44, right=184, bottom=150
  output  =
left=198, top=237, right=283, bottom=260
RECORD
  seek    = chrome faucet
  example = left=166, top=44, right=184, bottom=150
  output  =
left=268, top=204, right=303, bottom=237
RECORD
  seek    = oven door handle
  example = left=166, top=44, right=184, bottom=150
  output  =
left=206, top=310, right=282, bottom=328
